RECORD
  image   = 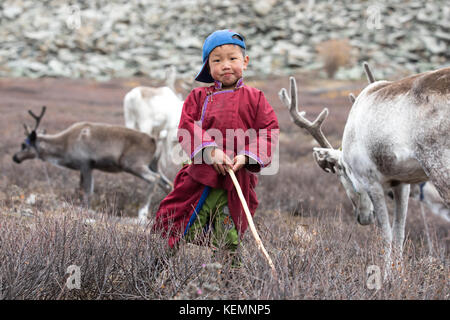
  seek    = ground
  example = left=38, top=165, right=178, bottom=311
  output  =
left=0, top=74, right=448, bottom=299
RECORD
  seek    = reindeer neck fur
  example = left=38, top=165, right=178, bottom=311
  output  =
left=35, top=131, right=69, bottom=165
left=331, top=151, right=362, bottom=195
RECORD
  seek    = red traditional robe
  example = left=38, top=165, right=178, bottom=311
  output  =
left=154, top=79, right=279, bottom=248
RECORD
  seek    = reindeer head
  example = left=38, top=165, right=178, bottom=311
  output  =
left=313, top=147, right=374, bottom=225
left=12, top=106, right=46, bottom=164
left=279, top=77, right=374, bottom=225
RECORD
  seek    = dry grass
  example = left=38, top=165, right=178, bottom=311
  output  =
left=316, top=39, right=353, bottom=78
left=0, top=75, right=448, bottom=300
left=0, top=200, right=447, bottom=299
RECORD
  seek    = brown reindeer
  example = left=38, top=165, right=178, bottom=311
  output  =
left=12, top=106, right=173, bottom=220
left=279, top=65, right=449, bottom=277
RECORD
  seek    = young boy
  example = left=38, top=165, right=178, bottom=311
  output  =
left=154, top=30, right=279, bottom=258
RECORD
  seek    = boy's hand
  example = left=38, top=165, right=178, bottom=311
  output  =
left=232, top=154, right=248, bottom=172
left=206, top=148, right=233, bottom=176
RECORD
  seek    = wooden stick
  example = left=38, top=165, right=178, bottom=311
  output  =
left=227, top=168, right=278, bottom=279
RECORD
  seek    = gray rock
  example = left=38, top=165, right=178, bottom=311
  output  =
left=252, top=0, right=277, bottom=16
left=335, top=66, right=364, bottom=80
left=48, top=59, right=71, bottom=77
left=435, top=31, right=450, bottom=42
left=0, top=0, right=448, bottom=81
left=421, top=36, right=447, bottom=55
left=3, top=6, right=23, bottom=19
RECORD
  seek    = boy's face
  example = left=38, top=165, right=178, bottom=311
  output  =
left=208, top=44, right=249, bottom=89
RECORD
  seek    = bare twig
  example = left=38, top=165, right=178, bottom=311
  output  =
left=227, top=168, right=278, bottom=280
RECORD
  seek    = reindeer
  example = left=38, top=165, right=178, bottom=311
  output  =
left=410, top=182, right=450, bottom=222
left=279, top=65, right=450, bottom=276
left=353, top=65, right=450, bottom=224
left=12, top=106, right=173, bottom=220
left=123, top=66, right=184, bottom=182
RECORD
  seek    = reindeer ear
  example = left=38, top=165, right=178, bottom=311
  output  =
left=312, top=147, right=342, bottom=174
left=349, top=93, right=356, bottom=104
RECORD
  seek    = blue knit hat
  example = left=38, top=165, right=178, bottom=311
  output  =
left=195, top=30, right=246, bottom=83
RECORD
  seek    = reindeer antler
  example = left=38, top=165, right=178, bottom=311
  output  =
left=348, top=63, right=375, bottom=105
left=279, top=77, right=337, bottom=173
left=363, top=62, right=375, bottom=84
left=279, top=77, right=333, bottom=149
left=28, top=106, right=47, bottom=131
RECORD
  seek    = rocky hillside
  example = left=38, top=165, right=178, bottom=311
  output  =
left=0, top=0, right=448, bottom=81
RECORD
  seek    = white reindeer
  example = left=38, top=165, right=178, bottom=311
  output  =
left=354, top=65, right=450, bottom=224
left=410, top=182, right=450, bottom=222
left=279, top=66, right=450, bottom=276
left=12, top=106, right=173, bottom=220
left=123, top=66, right=184, bottom=181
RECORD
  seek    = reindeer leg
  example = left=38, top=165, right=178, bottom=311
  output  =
left=137, top=194, right=150, bottom=222
left=80, top=166, right=93, bottom=209
left=415, top=140, right=450, bottom=207
left=131, top=163, right=173, bottom=194
left=128, top=164, right=167, bottom=220
left=130, top=165, right=158, bottom=184
left=419, top=200, right=434, bottom=257
left=367, top=183, right=393, bottom=279
left=137, top=180, right=159, bottom=222
left=79, top=171, right=84, bottom=199
left=391, top=183, right=410, bottom=270
left=157, top=169, right=173, bottom=191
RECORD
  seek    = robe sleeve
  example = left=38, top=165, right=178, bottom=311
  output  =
left=178, top=89, right=218, bottom=160
left=238, top=91, right=279, bottom=172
